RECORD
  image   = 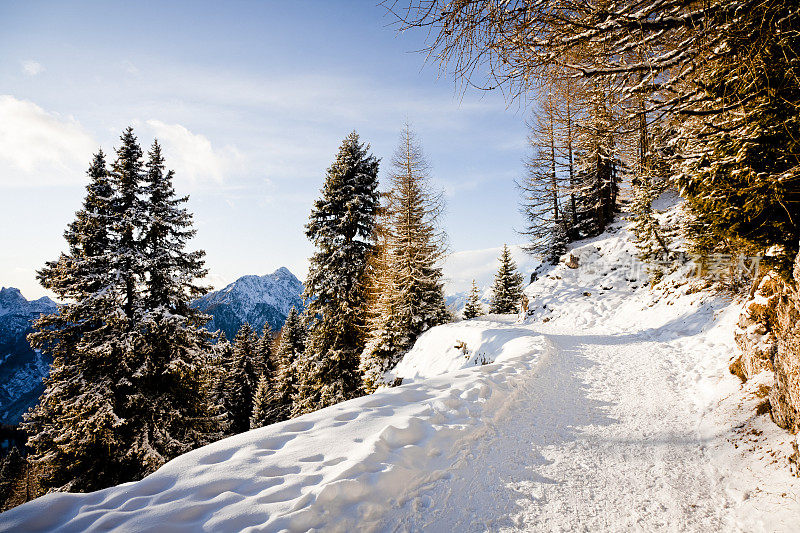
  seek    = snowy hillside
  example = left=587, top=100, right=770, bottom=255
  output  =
left=443, top=244, right=540, bottom=315
left=3, top=216, right=800, bottom=531
left=0, top=287, right=57, bottom=424
left=192, top=267, right=304, bottom=339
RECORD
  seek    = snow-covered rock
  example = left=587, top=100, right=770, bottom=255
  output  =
left=0, top=287, right=57, bottom=425
left=192, top=267, right=304, bottom=339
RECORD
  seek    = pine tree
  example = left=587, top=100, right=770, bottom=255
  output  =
left=293, top=132, right=380, bottom=415
left=250, top=375, right=271, bottom=430
left=271, top=307, right=305, bottom=423
left=489, top=245, right=525, bottom=314
left=223, top=323, right=260, bottom=434
left=462, top=280, right=484, bottom=319
left=142, top=140, right=208, bottom=309
left=25, top=149, right=125, bottom=491
left=360, top=125, right=449, bottom=391
left=25, top=128, right=223, bottom=492
left=256, top=322, right=276, bottom=380
left=122, top=140, right=223, bottom=473
left=0, top=448, right=27, bottom=510
left=630, top=134, right=673, bottom=283
left=110, top=127, right=148, bottom=323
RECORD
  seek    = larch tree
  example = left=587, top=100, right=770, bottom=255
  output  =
left=677, top=0, right=800, bottom=275
left=489, top=245, right=524, bottom=314
left=360, top=125, right=449, bottom=391
left=519, top=88, right=569, bottom=263
left=293, top=131, right=380, bottom=416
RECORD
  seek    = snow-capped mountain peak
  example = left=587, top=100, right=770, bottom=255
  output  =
left=192, top=268, right=304, bottom=339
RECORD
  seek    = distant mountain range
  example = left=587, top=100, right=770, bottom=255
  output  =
left=192, top=267, right=305, bottom=340
left=0, top=287, right=58, bottom=425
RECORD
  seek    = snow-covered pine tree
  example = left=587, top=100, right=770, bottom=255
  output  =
left=293, top=132, right=380, bottom=415
left=462, top=279, right=484, bottom=319
left=142, top=140, right=209, bottom=309
left=223, top=323, right=260, bottom=434
left=25, top=150, right=126, bottom=491
left=210, top=331, right=234, bottom=420
left=630, top=122, right=674, bottom=283
left=489, top=245, right=525, bottom=314
left=573, top=89, right=621, bottom=238
left=249, top=375, right=271, bottom=430
left=0, top=447, right=26, bottom=508
left=630, top=177, right=670, bottom=283
left=271, top=307, right=305, bottom=423
left=256, top=322, right=276, bottom=380
left=110, top=127, right=148, bottom=323
left=26, top=128, right=223, bottom=492
left=360, top=125, right=449, bottom=391
left=124, top=140, right=224, bottom=472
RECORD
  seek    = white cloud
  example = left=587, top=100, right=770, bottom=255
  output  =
left=21, top=60, right=44, bottom=76
left=140, top=120, right=241, bottom=184
left=0, top=95, right=97, bottom=187
left=122, top=60, right=139, bottom=75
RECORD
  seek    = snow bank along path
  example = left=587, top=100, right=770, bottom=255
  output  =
left=3, top=219, right=800, bottom=531
left=0, top=324, right=549, bottom=532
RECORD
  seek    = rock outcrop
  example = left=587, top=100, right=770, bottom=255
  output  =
left=733, top=256, right=800, bottom=438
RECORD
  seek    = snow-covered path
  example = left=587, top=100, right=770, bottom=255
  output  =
left=3, top=222, right=799, bottom=532
left=383, top=298, right=799, bottom=531
left=382, top=323, right=722, bottom=530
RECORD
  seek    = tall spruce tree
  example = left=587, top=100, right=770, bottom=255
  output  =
left=125, top=140, right=223, bottom=472
left=489, top=245, right=525, bottom=314
left=271, top=307, right=305, bottom=423
left=293, top=132, right=380, bottom=415
left=360, top=125, right=449, bottom=391
left=462, top=280, right=485, bottom=319
left=25, top=128, right=222, bottom=492
left=110, top=127, right=148, bottom=323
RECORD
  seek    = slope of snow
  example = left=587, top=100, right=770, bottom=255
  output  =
left=0, top=317, right=548, bottom=532
left=3, top=211, right=800, bottom=531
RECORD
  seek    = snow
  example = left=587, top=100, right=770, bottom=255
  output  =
left=3, top=210, right=800, bottom=531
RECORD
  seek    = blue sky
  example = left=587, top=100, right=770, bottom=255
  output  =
left=0, top=1, right=531, bottom=299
